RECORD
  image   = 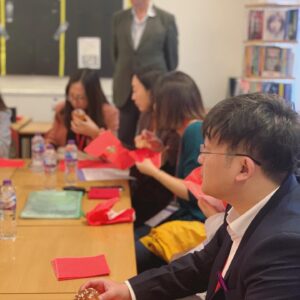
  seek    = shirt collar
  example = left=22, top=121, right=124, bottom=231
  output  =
left=131, top=1, right=156, bottom=23
left=226, top=187, right=279, bottom=241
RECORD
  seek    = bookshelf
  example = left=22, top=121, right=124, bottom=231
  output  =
left=233, top=1, right=300, bottom=110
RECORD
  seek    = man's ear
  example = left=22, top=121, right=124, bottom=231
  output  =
left=235, top=157, right=256, bottom=182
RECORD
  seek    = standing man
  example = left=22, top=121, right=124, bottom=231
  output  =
left=112, top=0, right=178, bottom=147
left=79, top=93, right=300, bottom=299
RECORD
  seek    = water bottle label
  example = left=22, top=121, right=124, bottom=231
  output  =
left=1, top=195, right=16, bottom=210
left=65, top=151, right=77, bottom=161
left=32, top=142, right=44, bottom=153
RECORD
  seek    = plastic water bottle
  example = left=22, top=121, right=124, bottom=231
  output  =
left=31, top=133, right=45, bottom=172
left=0, top=179, right=17, bottom=240
left=64, top=140, right=78, bottom=185
left=43, top=144, right=57, bottom=190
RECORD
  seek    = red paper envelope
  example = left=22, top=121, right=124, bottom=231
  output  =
left=84, top=130, right=163, bottom=170
left=86, top=197, right=135, bottom=225
left=51, top=254, right=110, bottom=280
left=0, top=159, right=25, bottom=168
left=88, top=187, right=120, bottom=199
left=129, top=148, right=162, bottom=168
left=84, top=130, right=121, bottom=158
left=184, top=167, right=225, bottom=212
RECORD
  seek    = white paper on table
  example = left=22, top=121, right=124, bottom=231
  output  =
left=80, top=168, right=134, bottom=181
left=77, top=37, right=101, bottom=69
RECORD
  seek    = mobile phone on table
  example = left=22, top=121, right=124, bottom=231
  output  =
left=63, top=186, right=86, bottom=193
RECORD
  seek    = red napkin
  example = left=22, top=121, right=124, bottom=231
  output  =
left=88, top=187, right=120, bottom=199
left=58, top=160, right=117, bottom=171
left=0, top=159, right=25, bottom=168
left=51, top=254, right=110, bottom=280
left=184, top=167, right=226, bottom=212
left=84, top=130, right=162, bottom=169
left=86, top=198, right=135, bottom=225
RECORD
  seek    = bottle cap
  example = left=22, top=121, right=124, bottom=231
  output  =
left=46, top=144, right=54, bottom=150
left=3, top=179, right=12, bottom=185
left=67, top=139, right=76, bottom=144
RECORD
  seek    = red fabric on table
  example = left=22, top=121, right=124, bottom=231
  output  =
left=88, top=187, right=120, bottom=199
left=51, top=254, right=110, bottom=280
left=0, top=159, right=25, bottom=168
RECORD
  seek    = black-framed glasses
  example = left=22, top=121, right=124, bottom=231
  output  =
left=199, top=144, right=262, bottom=166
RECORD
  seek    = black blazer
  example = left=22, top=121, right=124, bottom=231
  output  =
left=112, top=6, right=178, bottom=107
left=129, top=174, right=300, bottom=299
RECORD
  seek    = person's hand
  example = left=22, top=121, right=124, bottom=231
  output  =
left=79, top=279, right=132, bottom=300
left=71, top=115, right=103, bottom=138
left=197, top=195, right=221, bottom=218
left=135, top=158, right=158, bottom=177
left=135, top=130, right=164, bottom=152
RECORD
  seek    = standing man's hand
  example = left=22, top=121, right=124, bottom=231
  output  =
left=79, top=279, right=132, bottom=300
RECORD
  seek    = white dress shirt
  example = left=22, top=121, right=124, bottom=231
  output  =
left=222, top=188, right=278, bottom=277
left=131, top=2, right=156, bottom=50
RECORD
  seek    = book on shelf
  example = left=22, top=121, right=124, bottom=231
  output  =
left=263, top=9, right=286, bottom=40
left=285, top=9, right=299, bottom=40
left=231, top=78, right=294, bottom=108
left=249, top=10, right=264, bottom=39
left=247, top=8, right=299, bottom=41
left=244, top=45, right=294, bottom=77
left=263, top=46, right=282, bottom=76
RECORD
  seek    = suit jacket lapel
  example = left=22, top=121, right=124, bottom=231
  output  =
left=136, top=6, right=157, bottom=52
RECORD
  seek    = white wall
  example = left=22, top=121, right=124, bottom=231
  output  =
left=157, top=0, right=245, bottom=108
left=0, top=1, right=246, bottom=120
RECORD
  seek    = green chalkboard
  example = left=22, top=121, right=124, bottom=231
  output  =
left=5, top=0, right=122, bottom=76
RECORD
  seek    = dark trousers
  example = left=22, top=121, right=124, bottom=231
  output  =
left=118, top=98, right=140, bottom=148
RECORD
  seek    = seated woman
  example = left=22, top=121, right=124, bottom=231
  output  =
left=45, top=69, right=119, bottom=150
left=0, top=94, right=11, bottom=158
left=130, top=69, right=181, bottom=226
left=134, top=71, right=206, bottom=272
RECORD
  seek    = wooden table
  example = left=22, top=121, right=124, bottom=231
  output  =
left=0, top=164, right=136, bottom=299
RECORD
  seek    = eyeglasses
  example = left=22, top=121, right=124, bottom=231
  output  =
left=199, top=144, right=262, bottom=166
left=67, top=94, right=87, bottom=103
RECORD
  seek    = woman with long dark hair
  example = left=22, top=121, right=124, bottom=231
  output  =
left=46, top=69, right=119, bottom=150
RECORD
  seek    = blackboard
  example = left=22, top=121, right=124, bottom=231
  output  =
left=5, top=0, right=122, bottom=76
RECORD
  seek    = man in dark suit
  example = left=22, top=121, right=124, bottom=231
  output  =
left=112, top=0, right=178, bottom=147
left=79, top=93, right=300, bottom=299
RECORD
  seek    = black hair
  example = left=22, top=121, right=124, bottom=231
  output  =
left=154, top=71, right=205, bottom=132
left=203, top=93, right=300, bottom=182
left=64, top=69, right=108, bottom=129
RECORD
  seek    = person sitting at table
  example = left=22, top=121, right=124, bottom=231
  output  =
left=134, top=71, right=207, bottom=272
left=0, top=94, right=11, bottom=158
left=130, top=68, right=182, bottom=226
left=45, top=69, right=119, bottom=150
